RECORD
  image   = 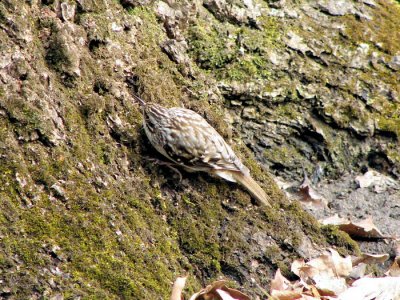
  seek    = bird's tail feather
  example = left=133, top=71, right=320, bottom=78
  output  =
left=231, top=172, right=271, bottom=207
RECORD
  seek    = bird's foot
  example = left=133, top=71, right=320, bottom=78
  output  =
left=143, top=156, right=183, bottom=182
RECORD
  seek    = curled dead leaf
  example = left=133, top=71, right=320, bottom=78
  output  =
left=271, top=269, right=292, bottom=292
left=189, top=280, right=250, bottom=300
left=170, top=276, right=187, bottom=300
left=388, top=241, right=400, bottom=277
left=291, top=259, right=306, bottom=278
left=321, top=215, right=391, bottom=239
left=338, top=277, right=400, bottom=300
left=350, top=253, right=389, bottom=280
left=349, top=263, right=367, bottom=280
left=386, top=256, right=400, bottom=277
left=355, top=170, right=399, bottom=193
left=291, top=249, right=352, bottom=295
left=270, top=269, right=306, bottom=299
left=298, top=173, right=327, bottom=209
left=395, top=241, right=400, bottom=257
left=352, top=253, right=390, bottom=266
left=270, top=289, right=303, bottom=300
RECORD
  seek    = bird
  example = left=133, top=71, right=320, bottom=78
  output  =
left=133, top=94, right=271, bottom=207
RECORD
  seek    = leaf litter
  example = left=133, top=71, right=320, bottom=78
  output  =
left=171, top=248, right=400, bottom=299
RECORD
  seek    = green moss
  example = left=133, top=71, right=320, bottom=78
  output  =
left=275, top=103, right=301, bottom=120
left=0, top=2, right=193, bottom=299
left=376, top=117, right=400, bottom=137
left=264, top=144, right=303, bottom=168
left=0, top=5, right=5, bottom=24
left=239, top=15, right=282, bottom=50
left=277, top=262, right=291, bottom=278
left=169, top=202, right=223, bottom=275
left=324, top=100, right=371, bottom=130
left=225, top=55, right=271, bottom=81
left=387, top=148, right=400, bottom=164
left=321, top=225, right=360, bottom=256
left=374, top=102, right=400, bottom=137
left=2, top=97, right=53, bottom=142
left=45, top=37, right=71, bottom=72
left=343, top=0, right=400, bottom=55
left=188, top=20, right=236, bottom=70
left=39, top=19, right=73, bottom=73
left=187, top=13, right=283, bottom=81
left=264, top=244, right=282, bottom=260
left=182, top=194, right=196, bottom=206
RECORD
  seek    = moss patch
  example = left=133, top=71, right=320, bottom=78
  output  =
left=321, top=225, right=360, bottom=256
left=187, top=13, right=284, bottom=81
left=343, top=0, right=400, bottom=55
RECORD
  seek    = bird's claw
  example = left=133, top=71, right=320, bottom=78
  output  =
left=143, top=156, right=183, bottom=182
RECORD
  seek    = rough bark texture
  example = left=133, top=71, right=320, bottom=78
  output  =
left=0, top=0, right=398, bottom=298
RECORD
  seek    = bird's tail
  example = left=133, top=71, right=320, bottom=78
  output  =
left=231, top=172, right=272, bottom=207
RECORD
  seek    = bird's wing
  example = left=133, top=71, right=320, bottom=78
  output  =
left=162, top=108, right=249, bottom=175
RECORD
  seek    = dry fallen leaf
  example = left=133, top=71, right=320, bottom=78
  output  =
left=350, top=253, right=389, bottom=280
left=270, top=289, right=304, bottom=300
left=352, top=253, right=390, bottom=266
left=387, top=256, right=400, bottom=277
left=321, top=215, right=390, bottom=239
left=301, top=249, right=352, bottom=278
left=395, top=241, right=400, bottom=257
left=338, top=277, right=400, bottom=300
left=170, top=277, right=187, bottom=300
left=298, top=173, right=327, bottom=209
left=349, top=263, right=367, bottom=280
left=171, top=278, right=250, bottom=300
left=388, top=241, right=400, bottom=277
left=293, top=249, right=352, bottom=295
left=355, top=170, right=399, bottom=193
left=272, top=248, right=400, bottom=300
left=189, top=280, right=250, bottom=300
left=270, top=269, right=306, bottom=299
left=271, top=268, right=291, bottom=291
left=216, top=289, right=246, bottom=300
left=291, top=259, right=306, bottom=278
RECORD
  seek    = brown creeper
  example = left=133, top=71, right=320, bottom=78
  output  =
left=134, top=94, right=271, bottom=207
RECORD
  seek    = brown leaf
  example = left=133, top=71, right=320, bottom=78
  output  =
left=321, top=215, right=391, bottom=239
left=303, top=249, right=352, bottom=278
left=298, top=174, right=327, bottom=209
left=352, top=253, right=390, bottom=266
left=291, top=259, right=306, bottom=278
left=295, top=249, right=352, bottom=295
left=170, top=277, right=187, bottom=300
left=270, top=269, right=309, bottom=299
left=395, top=241, right=400, bottom=257
left=270, top=289, right=303, bottom=300
left=386, top=256, right=400, bottom=277
left=189, top=280, right=250, bottom=300
left=387, top=241, right=400, bottom=277
left=349, top=263, right=367, bottom=280
left=329, top=249, right=353, bottom=277
left=337, top=277, right=400, bottom=300
left=308, top=285, right=322, bottom=298
left=355, top=170, right=399, bottom=193
left=271, top=269, right=292, bottom=291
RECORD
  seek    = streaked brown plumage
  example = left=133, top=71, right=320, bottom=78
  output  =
left=134, top=94, right=271, bottom=207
